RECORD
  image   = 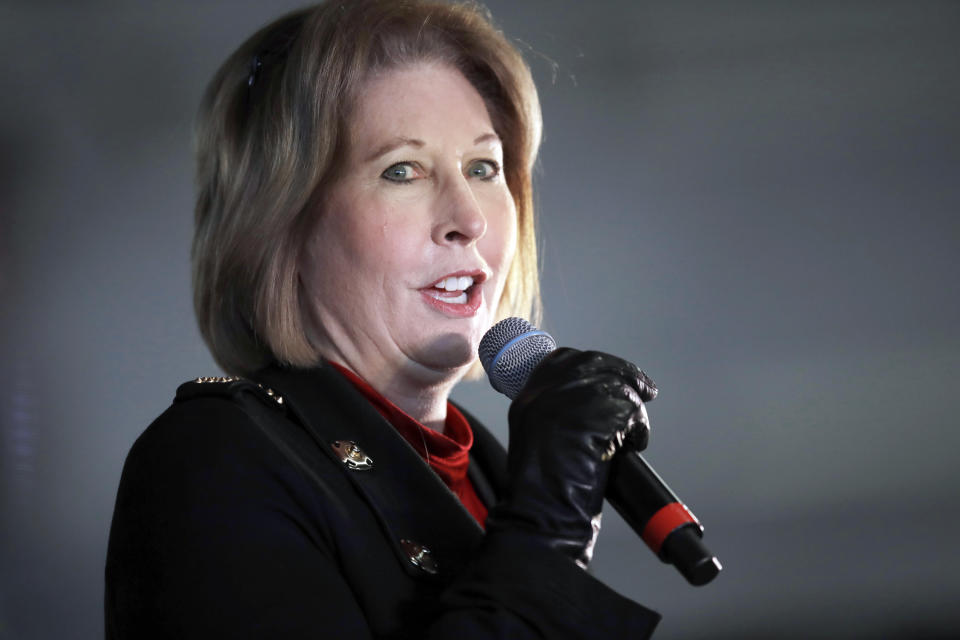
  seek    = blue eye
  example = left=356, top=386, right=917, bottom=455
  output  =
left=467, top=160, right=499, bottom=180
left=382, top=162, right=417, bottom=182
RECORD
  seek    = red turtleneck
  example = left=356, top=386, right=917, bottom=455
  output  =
left=329, top=362, right=488, bottom=528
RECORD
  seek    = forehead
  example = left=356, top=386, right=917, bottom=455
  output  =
left=347, top=63, right=497, bottom=150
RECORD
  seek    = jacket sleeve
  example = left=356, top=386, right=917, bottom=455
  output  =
left=441, top=405, right=661, bottom=639
left=431, top=530, right=659, bottom=638
left=105, top=395, right=659, bottom=639
left=105, top=397, right=375, bottom=640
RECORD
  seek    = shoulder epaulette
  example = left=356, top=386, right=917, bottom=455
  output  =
left=175, top=376, right=285, bottom=410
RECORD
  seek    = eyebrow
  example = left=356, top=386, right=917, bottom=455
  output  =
left=472, top=132, right=501, bottom=147
left=364, top=132, right=502, bottom=163
left=365, top=137, right=424, bottom=163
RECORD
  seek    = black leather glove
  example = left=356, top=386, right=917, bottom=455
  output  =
left=486, top=348, right=657, bottom=569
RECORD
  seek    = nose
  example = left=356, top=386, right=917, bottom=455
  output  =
left=432, top=172, right=487, bottom=246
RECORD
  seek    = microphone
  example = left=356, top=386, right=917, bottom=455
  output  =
left=479, top=317, right=722, bottom=586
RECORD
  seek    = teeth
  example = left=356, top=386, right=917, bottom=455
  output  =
left=434, top=275, right=475, bottom=291
left=424, top=290, right=468, bottom=304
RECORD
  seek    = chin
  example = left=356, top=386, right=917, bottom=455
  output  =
left=413, top=331, right=478, bottom=373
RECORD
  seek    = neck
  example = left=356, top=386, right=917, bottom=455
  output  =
left=306, top=317, right=471, bottom=431
left=377, top=376, right=452, bottom=432
left=324, top=352, right=463, bottom=433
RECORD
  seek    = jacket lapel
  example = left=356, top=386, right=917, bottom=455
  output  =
left=254, top=364, right=486, bottom=579
left=454, top=401, right=508, bottom=509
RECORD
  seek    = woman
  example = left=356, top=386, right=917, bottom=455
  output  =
left=105, top=1, right=660, bottom=637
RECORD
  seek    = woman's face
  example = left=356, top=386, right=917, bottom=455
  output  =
left=300, top=63, right=517, bottom=382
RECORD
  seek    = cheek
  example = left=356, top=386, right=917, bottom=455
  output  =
left=300, top=213, right=378, bottom=312
left=311, top=197, right=394, bottom=274
left=364, top=206, right=433, bottom=283
left=487, top=192, right=518, bottom=270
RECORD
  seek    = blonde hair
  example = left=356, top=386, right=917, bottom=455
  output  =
left=193, top=0, right=542, bottom=375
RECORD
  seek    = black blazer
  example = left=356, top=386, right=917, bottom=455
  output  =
left=105, top=364, right=660, bottom=639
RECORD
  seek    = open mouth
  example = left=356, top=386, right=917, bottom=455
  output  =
left=419, top=271, right=486, bottom=317
left=423, top=275, right=478, bottom=305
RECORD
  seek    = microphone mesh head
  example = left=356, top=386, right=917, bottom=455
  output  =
left=479, top=317, right=557, bottom=399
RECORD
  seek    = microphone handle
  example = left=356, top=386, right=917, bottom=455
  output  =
left=607, top=449, right=722, bottom=586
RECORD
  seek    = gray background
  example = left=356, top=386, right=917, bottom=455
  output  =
left=2, top=1, right=959, bottom=638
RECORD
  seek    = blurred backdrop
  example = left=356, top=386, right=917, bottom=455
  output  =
left=2, top=1, right=959, bottom=638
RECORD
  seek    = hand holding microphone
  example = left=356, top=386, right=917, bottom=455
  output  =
left=484, top=347, right=657, bottom=569
left=480, top=318, right=721, bottom=586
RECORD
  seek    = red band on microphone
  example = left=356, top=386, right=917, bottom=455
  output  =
left=641, top=502, right=701, bottom=554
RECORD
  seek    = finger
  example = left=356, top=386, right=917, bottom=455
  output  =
left=525, top=349, right=658, bottom=403
left=598, top=399, right=650, bottom=459
left=579, top=351, right=658, bottom=403
left=635, top=369, right=658, bottom=402
left=627, top=402, right=650, bottom=451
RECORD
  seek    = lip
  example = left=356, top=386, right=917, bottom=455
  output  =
left=424, top=269, right=488, bottom=289
left=419, top=269, right=487, bottom=318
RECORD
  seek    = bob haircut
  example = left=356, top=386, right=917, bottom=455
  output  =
left=193, top=0, right=543, bottom=376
